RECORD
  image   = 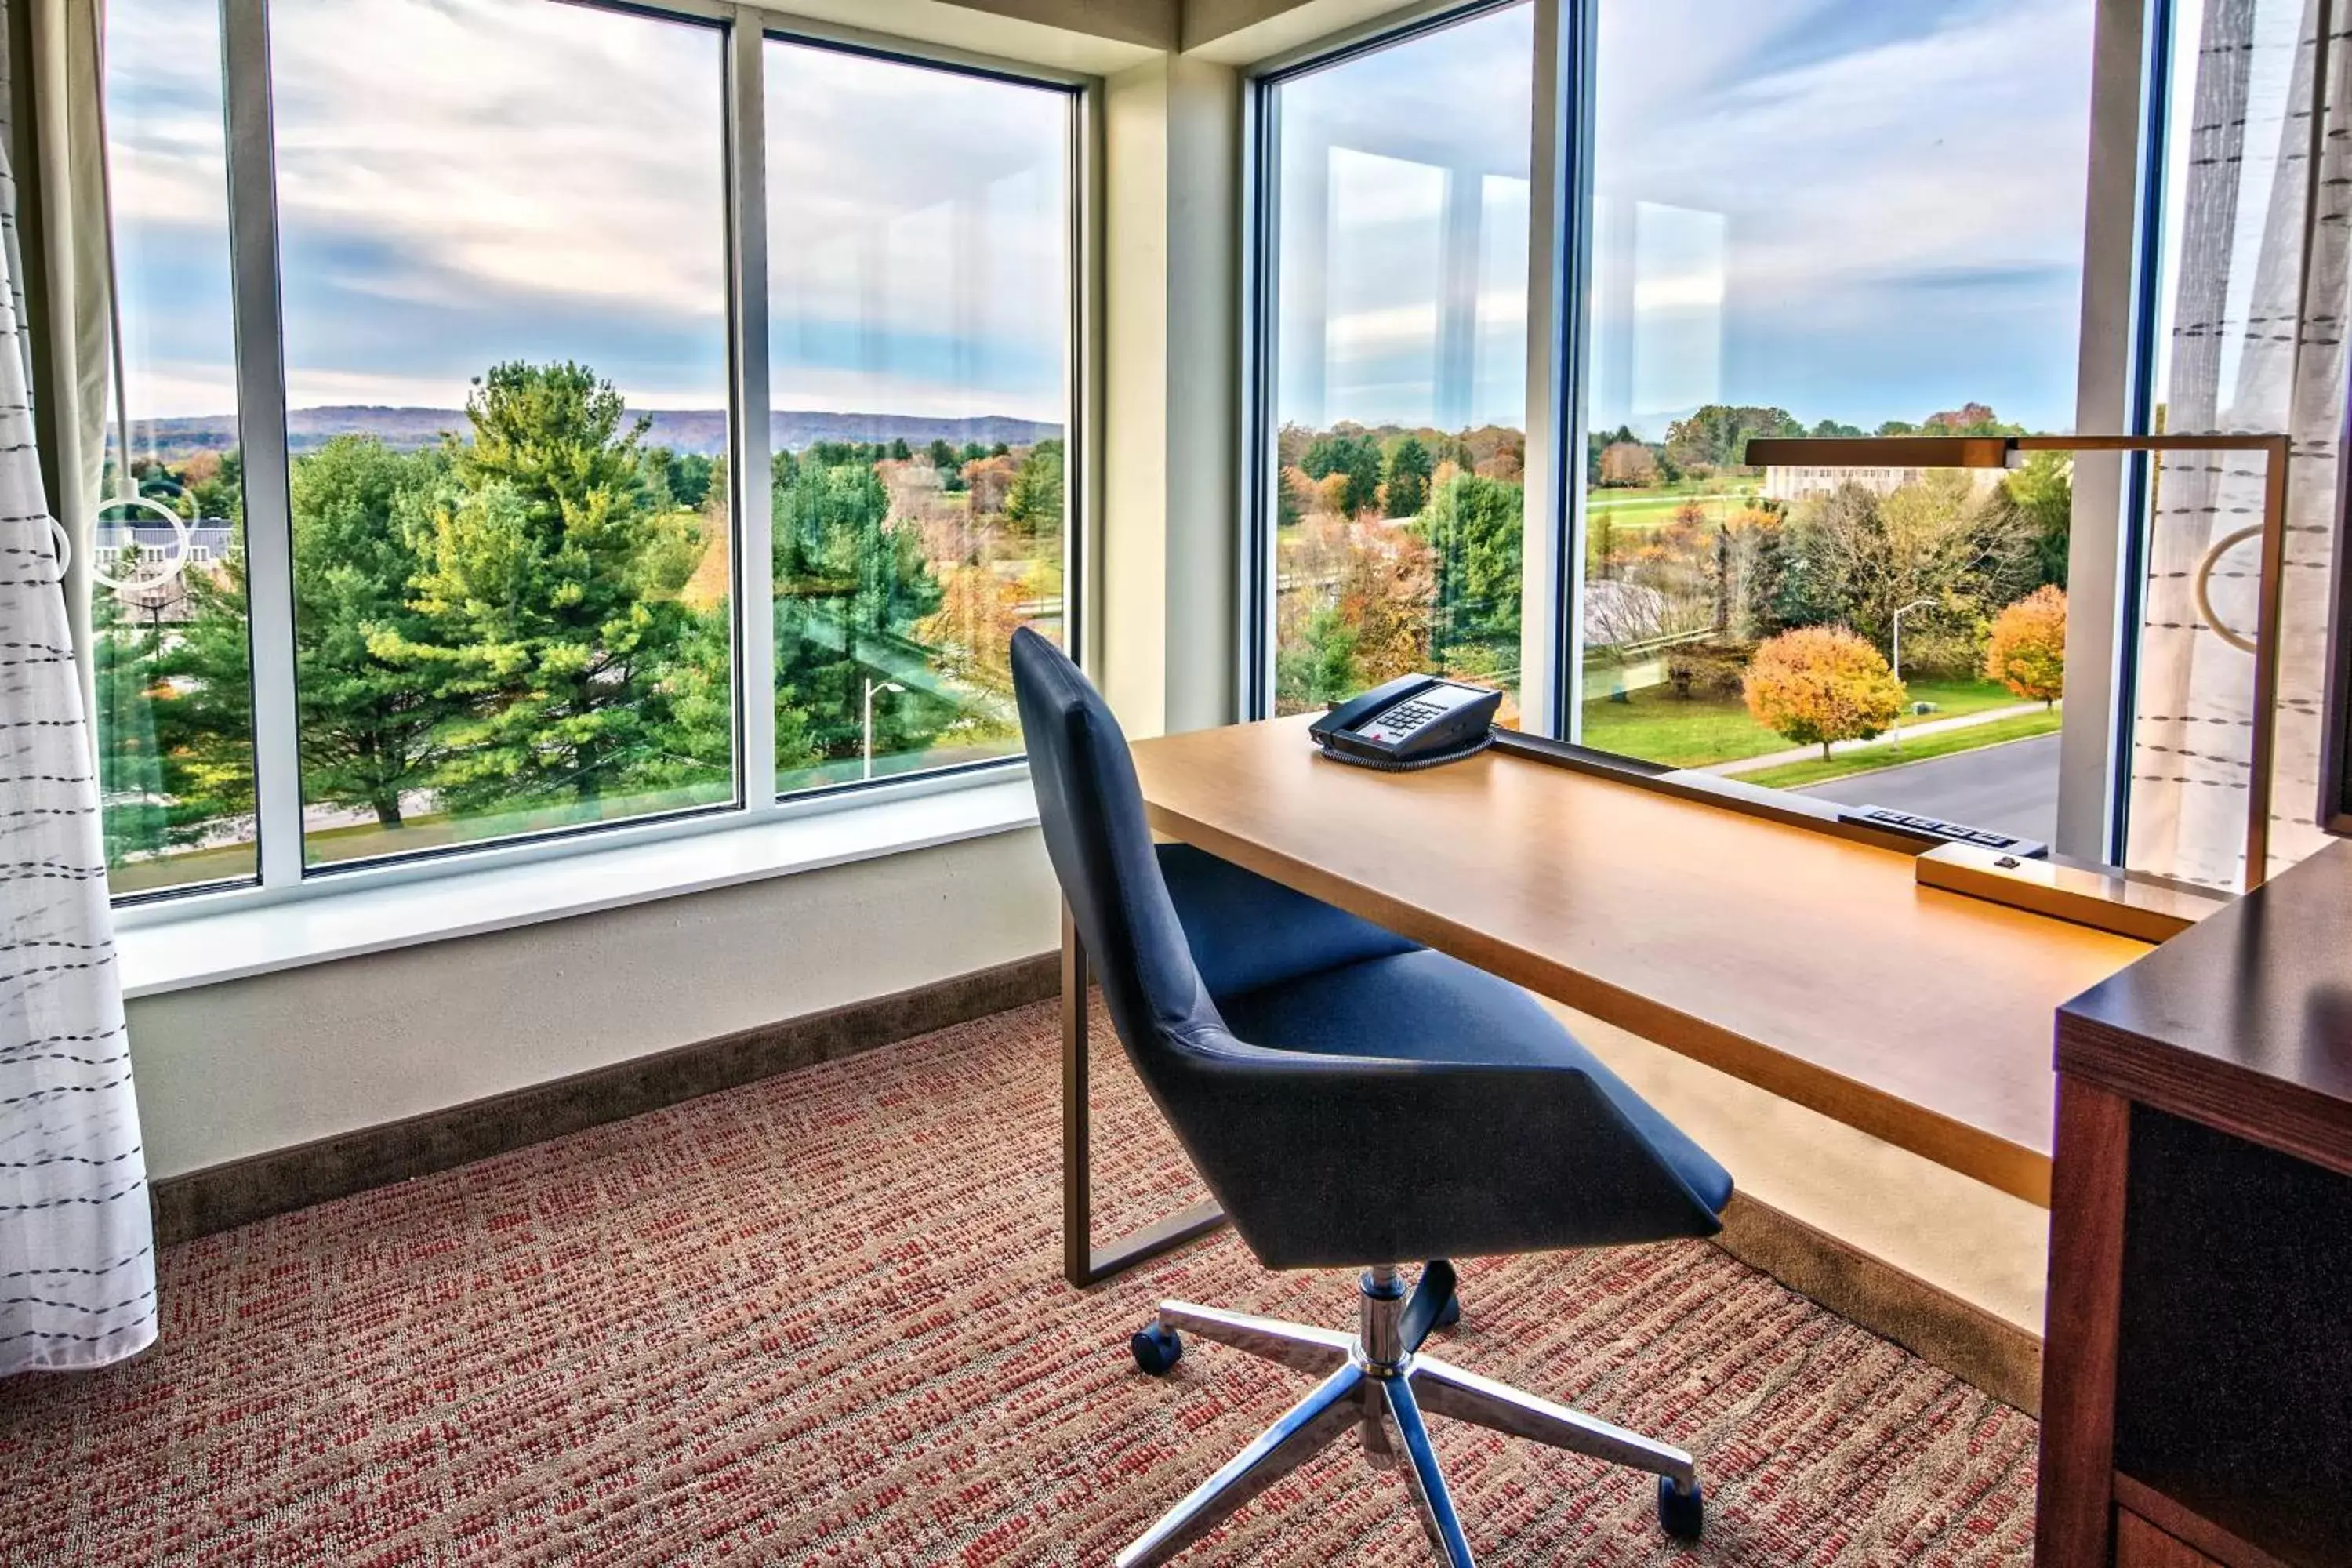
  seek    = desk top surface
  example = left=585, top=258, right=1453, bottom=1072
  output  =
left=2060, top=837, right=2352, bottom=1174
left=1130, top=716, right=2152, bottom=1206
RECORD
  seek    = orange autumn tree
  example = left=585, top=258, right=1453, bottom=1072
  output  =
left=1984, top=585, right=2067, bottom=707
left=1743, top=625, right=1905, bottom=760
left=916, top=562, right=1031, bottom=695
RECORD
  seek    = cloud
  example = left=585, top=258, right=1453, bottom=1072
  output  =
left=107, top=0, right=2103, bottom=436
left=1279, top=0, right=2101, bottom=435
left=105, top=0, right=1072, bottom=421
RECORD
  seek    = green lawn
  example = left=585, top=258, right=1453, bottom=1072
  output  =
left=1737, top=708, right=2063, bottom=790
left=1583, top=482, right=1760, bottom=533
left=1578, top=678, right=2027, bottom=769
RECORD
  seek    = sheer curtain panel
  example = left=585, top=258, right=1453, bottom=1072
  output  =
left=2129, top=0, right=2352, bottom=888
left=0, top=0, right=154, bottom=1376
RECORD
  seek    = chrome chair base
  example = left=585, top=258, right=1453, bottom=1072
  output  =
left=1117, top=1266, right=1701, bottom=1568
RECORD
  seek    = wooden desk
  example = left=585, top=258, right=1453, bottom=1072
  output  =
left=1059, top=715, right=2148, bottom=1287
left=2038, top=840, right=2352, bottom=1568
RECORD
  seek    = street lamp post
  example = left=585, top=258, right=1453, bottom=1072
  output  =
left=862, top=677, right=906, bottom=782
left=1891, top=598, right=1934, bottom=686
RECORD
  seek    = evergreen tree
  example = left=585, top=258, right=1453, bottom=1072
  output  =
left=927, top=437, right=967, bottom=492
left=391, top=361, right=710, bottom=815
left=150, top=543, right=259, bottom=840
left=772, top=453, right=946, bottom=764
left=1301, top=433, right=1383, bottom=516
left=90, top=592, right=172, bottom=864
left=1414, top=472, right=1523, bottom=668
left=1004, top=439, right=1064, bottom=536
left=1384, top=435, right=1434, bottom=518
left=287, top=436, right=460, bottom=829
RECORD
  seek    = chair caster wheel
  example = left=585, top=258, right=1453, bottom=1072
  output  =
left=1657, top=1475, right=1704, bottom=1541
left=1435, top=1292, right=1461, bottom=1330
left=1131, top=1322, right=1182, bottom=1375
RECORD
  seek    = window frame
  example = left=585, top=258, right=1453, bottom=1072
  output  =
left=1238, top=0, right=2178, bottom=866
left=107, top=0, right=1098, bottom=921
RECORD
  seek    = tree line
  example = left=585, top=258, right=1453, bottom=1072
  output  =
left=1588, top=400, right=2029, bottom=488
left=1272, top=420, right=1529, bottom=712
left=97, top=359, right=1064, bottom=864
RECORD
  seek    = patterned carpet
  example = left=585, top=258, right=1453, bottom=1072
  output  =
left=0, top=1000, right=2038, bottom=1566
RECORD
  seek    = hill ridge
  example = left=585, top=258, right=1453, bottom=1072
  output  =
left=125, top=405, right=1061, bottom=459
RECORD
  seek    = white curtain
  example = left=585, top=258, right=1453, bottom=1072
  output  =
left=2129, top=0, right=2351, bottom=888
left=0, top=0, right=154, bottom=1376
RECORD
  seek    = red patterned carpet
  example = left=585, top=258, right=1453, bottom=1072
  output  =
left=0, top=1000, right=2038, bottom=1565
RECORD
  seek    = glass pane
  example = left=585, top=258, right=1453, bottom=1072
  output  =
left=1577, top=1, right=2095, bottom=854
left=97, top=0, right=258, bottom=895
left=764, top=42, right=1072, bottom=791
left=1265, top=5, right=1534, bottom=720
left=271, top=0, right=735, bottom=866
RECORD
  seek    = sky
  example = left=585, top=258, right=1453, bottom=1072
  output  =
left=111, top=0, right=2097, bottom=437
left=105, top=0, right=1069, bottom=423
left=1276, top=0, right=2100, bottom=438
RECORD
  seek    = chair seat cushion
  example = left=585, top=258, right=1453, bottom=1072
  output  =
left=1158, top=842, right=1421, bottom=1002
left=1218, top=948, right=1734, bottom=1219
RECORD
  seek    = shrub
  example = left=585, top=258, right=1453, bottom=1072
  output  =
left=1984, top=585, right=2067, bottom=706
left=1743, top=626, right=1905, bottom=760
left=1664, top=642, right=1751, bottom=700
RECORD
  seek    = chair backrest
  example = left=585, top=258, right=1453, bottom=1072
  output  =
left=1011, top=628, right=1225, bottom=1083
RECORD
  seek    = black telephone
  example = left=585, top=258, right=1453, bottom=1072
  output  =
left=1309, top=673, right=1503, bottom=771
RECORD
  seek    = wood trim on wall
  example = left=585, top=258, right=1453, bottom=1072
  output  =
left=151, top=952, right=1060, bottom=1247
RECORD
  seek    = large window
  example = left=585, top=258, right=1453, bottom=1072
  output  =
left=273, top=0, right=734, bottom=866
left=1256, top=3, right=1534, bottom=720
left=97, top=0, right=256, bottom=895
left=765, top=40, right=1072, bottom=789
left=1250, top=1, right=2100, bottom=851
left=90, top=2, right=1081, bottom=904
left=1573, top=4, right=2096, bottom=853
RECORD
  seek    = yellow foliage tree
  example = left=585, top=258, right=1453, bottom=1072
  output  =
left=1983, top=585, right=2066, bottom=707
left=1743, top=625, right=1905, bottom=760
left=916, top=561, right=1031, bottom=695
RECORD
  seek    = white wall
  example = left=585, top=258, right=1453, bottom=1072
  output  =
left=126, top=829, right=1059, bottom=1179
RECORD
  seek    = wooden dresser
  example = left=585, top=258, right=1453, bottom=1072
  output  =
left=2038, top=840, right=2352, bottom=1568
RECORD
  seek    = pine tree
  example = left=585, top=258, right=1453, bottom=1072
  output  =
left=1384, top=435, right=1434, bottom=517
left=392, top=361, right=710, bottom=815
left=772, top=452, right=945, bottom=764
left=1004, top=439, right=1064, bottom=537
left=289, top=436, right=460, bottom=829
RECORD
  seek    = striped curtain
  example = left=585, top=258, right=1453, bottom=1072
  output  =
left=0, top=13, right=154, bottom=1373
left=2128, top=0, right=2352, bottom=888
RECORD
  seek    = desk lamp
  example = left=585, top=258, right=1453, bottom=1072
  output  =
left=1744, top=434, right=2290, bottom=890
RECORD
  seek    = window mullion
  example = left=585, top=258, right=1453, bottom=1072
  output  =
left=730, top=8, right=777, bottom=811
left=1526, top=0, right=1587, bottom=741
left=220, top=0, right=303, bottom=887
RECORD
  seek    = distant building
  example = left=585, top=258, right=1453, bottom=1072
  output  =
left=1762, top=465, right=2005, bottom=506
left=93, top=521, right=234, bottom=624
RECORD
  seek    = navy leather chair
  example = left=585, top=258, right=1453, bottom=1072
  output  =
left=1011, top=629, right=1731, bottom=1566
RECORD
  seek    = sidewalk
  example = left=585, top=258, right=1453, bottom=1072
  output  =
left=1703, top=701, right=2052, bottom=777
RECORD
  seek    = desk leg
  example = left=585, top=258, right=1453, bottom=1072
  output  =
left=2035, top=1076, right=2130, bottom=1568
left=1061, top=904, right=1226, bottom=1288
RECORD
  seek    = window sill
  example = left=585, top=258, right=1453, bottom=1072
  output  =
left=115, top=777, right=1041, bottom=1000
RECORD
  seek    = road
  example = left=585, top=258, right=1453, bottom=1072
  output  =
left=1796, top=732, right=2061, bottom=846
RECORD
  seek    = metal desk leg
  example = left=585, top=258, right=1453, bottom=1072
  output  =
left=1062, top=904, right=1226, bottom=1288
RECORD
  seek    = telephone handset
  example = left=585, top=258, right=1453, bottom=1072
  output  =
left=1309, top=673, right=1503, bottom=771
